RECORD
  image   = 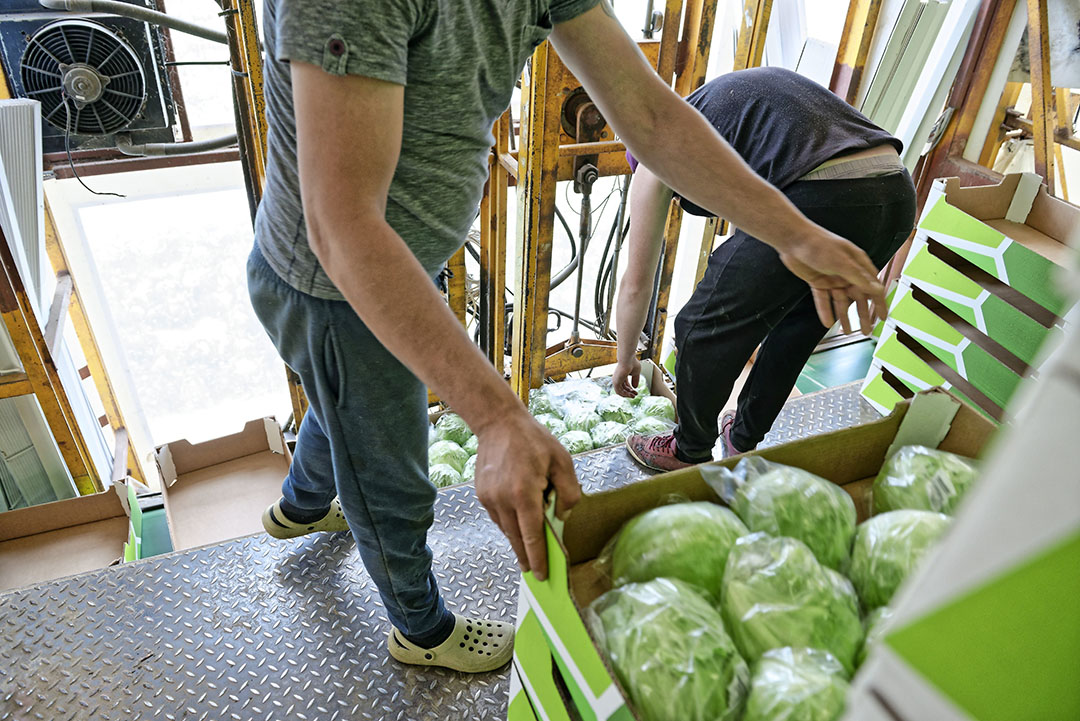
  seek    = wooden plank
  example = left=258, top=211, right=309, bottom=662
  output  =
left=510, top=42, right=562, bottom=399
left=1026, top=0, right=1054, bottom=190
left=446, top=247, right=468, bottom=327
left=830, top=0, right=885, bottom=105
left=43, top=198, right=146, bottom=483
left=43, top=272, right=72, bottom=357
left=0, top=373, right=32, bottom=400
left=0, top=223, right=99, bottom=494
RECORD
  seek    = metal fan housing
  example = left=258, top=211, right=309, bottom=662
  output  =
left=20, top=19, right=146, bottom=136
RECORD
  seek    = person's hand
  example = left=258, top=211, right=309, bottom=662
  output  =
left=473, top=409, right=581, bottom=581
left=612, top=357, right=642, bottom=398
left=778, top=229, right=886, bottom=335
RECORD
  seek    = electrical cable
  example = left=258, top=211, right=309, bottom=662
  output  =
left=62, top=97, right=125, bottom=198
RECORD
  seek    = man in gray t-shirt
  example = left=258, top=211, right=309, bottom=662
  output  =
left=249, top=0, right=890, bottom=673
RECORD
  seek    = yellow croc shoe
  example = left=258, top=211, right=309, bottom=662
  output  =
left=388, top=614, right=514, bottom=673
left=261, top=497, right=349, bottom=539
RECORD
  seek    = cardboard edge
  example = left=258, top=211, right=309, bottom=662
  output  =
left=0, top=487, right=129, bottom=543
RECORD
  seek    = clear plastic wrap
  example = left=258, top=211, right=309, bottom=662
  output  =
left=428, top=424, right=438, bottom=447
left=434, top=412, right=473, bottom=447
left=628, top=375, right=651, bottom=405
left=721, top=533, right=864, bottom=673
left=428, top=440, right=468, bottom=473
left=608, top=501, right=750, bottom=600
left=629, top=415, right=676, bottom=435
left=429, top=463, right=462, bottom=488
left=588, top=578, right=750, bottom=721
left=527, top=387, right=560, bottom=417
left=557, top=430, right=594, bottom=454
left=597, top=395, right=635, bottom=424
left=541, top=378, right=606, bottom=417
left=847, top=510, right=950, bottom=610
left=635, top=395, right=675, bottom=422
left=701, top=457, right=856, bottom=570
left=591, top=421, right=631, bottom=448
left=564, top=408, right=602, bottom=433
left=742, top=647, right=850, bottom=721
left=534, top=413, right=568, bottom=437
left=872, top=445, right=978, bottom=515
left=856, top=605, right=894, bottom=668
left=462, top=455, right=477, bottom=483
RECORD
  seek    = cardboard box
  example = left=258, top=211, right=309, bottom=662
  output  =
left=0, top=481, right=137, bottom=591
left=863, top=173, right=1077, bottom=419
left=156, top=418, right=289, bottom=551
left=513, top=389, right=996, bottom=721
left=843, top=286, right=1080, bottom=721
left=918, top=173, right=1077, bottom=316
left=508, top=659, right=542, bottom=721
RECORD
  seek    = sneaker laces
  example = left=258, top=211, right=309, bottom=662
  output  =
left=647, top=433, right=677, bottom=454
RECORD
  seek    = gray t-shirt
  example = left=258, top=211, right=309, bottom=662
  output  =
left=256, top=0, right=600, bottom=299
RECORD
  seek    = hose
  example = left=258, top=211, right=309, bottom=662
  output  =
left=115, top=132, right=237, bottom=156
left=39, top=0, right=228, bottom=44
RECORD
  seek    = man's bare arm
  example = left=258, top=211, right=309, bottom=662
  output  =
left=551, top=3, right=881, bottom=333
left=291, top=63, right=580, bottom=580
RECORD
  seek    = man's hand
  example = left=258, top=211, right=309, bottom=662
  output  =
left=473, top=409, right=581, bottom=581
left=612, top=357, right=642, bottom=398
left=779, top=230, right=886, bottom=335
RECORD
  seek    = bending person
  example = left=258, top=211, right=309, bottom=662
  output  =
left=615, top=67, right=916, bottom=471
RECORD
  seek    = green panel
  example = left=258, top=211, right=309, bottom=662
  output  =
left=515, top=610, right=577, bottom=721
left=920, top=201, right=1006, bottom=251
left=508, top=687, right=539, bottom=721
left=139, top=508, right=173, bottom=558
left=1000, top=242, right=1068, bottom=315
left=905, top=245, right=984, bottom=303
left=891, top=293, right=965, bottom=347
left=799, top=340, right=875, bottom=393
left=123, top=540, right=136, bottom=563
left=887, top=531, right=1080, bottom=721
left=861, top=371, right=907, bottom=413
left=875, top=332, right=945, bottom=387
left=958, top=346, right=1021, bottom=407
left=523, top=529, right=623, bottom=703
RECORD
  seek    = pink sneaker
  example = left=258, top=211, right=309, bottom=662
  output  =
left=626, top=432, right=697, bottom=472
left=719, top=410, right=739, bottom=459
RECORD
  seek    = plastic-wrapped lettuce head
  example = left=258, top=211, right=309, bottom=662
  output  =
left=534, top=413, right=568, bottom=438
left=428, top=424, right=438, bottom=447
left=435, top=413, right=473, bottom=447
left=428, top=440, right=469, bottom=473
left=742, top=647, right=850, bottom=721
left=597, top=395, right=634, bottom=424
left=564, top=408, right=602, bottom=433
left=463, top=434, right=480, bottom=455
left=592, top=421, right=631, bottom=448
left=630, top=415, right=675, bottom=435
left=731, top=461, right=857, bottom=570
left=462, top=454, right=477, bottom=483
left=721, top=533, right=863, bottom=673
left=429, top=463, right=462, bottom=488
left=558, top=430, right=594, bottom=454
left=629, top=375, right=651, bottom=405
left=873, top=446, right=978, bottom=515
left=590, top=578, right=750, bottom=721
left=528, top=388, right=559, bottom=417
left=848, top=510, right=950, bottom=610
left=856, top=605, right=894, bottom=668
left=612, top=502, right=749, bottom=600
left=637, top=396, right=675, bottom=422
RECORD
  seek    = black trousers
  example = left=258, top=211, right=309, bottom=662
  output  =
left=672, top=171, right=917, bottom=461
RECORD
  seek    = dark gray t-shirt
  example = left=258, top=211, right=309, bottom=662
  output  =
left=255, top=0, right=599, bottom=299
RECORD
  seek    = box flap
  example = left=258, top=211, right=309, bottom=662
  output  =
left=1004, top=173, right=1041, bottom=223
left=883, top=389, right=961, bottom=460
left=156, top=417, right=283, bottom=482
left=0, top=487, right=128, bottom=542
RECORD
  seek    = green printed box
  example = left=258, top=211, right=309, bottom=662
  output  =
left=918, top=173, right=1078, bottom=317
left=886, top=284, right=1023, bottom=410
left=513, top=390, right=996, bottom=721
left=902, top=236, right=1062, bottom=366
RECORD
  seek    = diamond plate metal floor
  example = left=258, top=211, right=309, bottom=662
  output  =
left=0, top=382, right=878, bottom=721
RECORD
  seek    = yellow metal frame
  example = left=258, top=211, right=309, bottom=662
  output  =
left=497, top=2, right=718, bottom=399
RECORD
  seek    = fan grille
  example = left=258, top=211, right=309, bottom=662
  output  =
left=20, top=19, right=146, bottom=136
